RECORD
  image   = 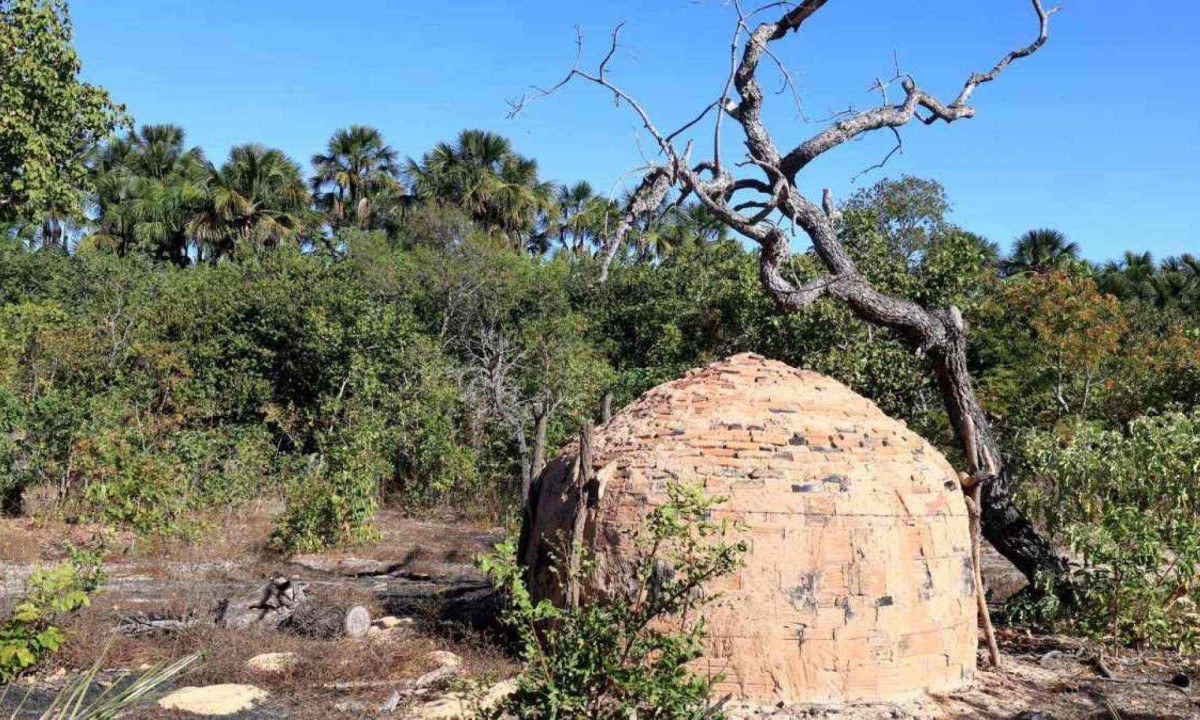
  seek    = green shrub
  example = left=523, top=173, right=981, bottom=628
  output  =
left=480, top=482, right=746, bottom=719
left=1, top=546, right=106, bottom=681
left=70, top=396, right=281, bottom=535
left=1012, top=413, right=1200, bottom=650
left=270, top=412, right=385, bottom=552
left=0, top=388, right=26, bottom=514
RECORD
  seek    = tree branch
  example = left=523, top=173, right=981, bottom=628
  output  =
left=779, top=0, right=1058, bottom=178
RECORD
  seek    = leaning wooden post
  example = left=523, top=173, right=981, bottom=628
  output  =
left=566, top=420, right=596, bottom=608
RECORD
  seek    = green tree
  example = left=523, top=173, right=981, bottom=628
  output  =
left=405, top=129, right=556, bottom=249
left=842, top=175, right=954, bottom=265
left=310, top=125, right=403, bottom=233
left=0, top=0, right=128, bottom=247
left=1002, top=228, right=1081, bottom=276
left=977, top=273, right=1126, bottom=428
left=188, top=144, right=311, bottom=260
left=89, top=124, right=210, bottom=265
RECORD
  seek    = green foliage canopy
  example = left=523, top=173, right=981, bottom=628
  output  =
left=0, top=0, right=127, bottom=228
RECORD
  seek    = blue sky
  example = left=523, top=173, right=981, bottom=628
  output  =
left=71, top=1, right=1199, bottom=262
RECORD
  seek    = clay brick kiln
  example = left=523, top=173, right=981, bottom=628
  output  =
left=520, top=353, right=976, bottom=703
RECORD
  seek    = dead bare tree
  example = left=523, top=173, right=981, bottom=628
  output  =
left=512, top=0, right=1072, bottom=610
left=464, top=325, right=535, bottom=496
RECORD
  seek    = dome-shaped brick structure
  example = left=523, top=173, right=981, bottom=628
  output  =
left=520, top=353, right=976, bottom=703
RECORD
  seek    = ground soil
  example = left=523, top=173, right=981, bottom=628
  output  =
left=1, top=509, right=1198, bottom=719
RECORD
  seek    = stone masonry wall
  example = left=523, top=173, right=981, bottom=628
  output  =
left=523, top=353, right=976, bottom=703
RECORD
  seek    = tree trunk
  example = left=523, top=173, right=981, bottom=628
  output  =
left=927, top=327, right=1073, bottom=600
left=284, top=601, right=371, bottom=639
left=530, top=404, right=549, bottom=484
left=516, top=424, right=532, bottom=503
left=42, top=218, right=64, bottom=252
left=216, top=577, right=372, bottom=638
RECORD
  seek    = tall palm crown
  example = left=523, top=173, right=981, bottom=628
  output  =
left=90, top=124, right=210, bottom=265
left=1098, top=250, right=1156, bottom=298
left=406, top=129, right=556, bottom=247
left=556, top=181, right=595, bottom=252
left=1161, top=253, right=1200, bottom=277
left=1002, top=228, right=1080, bottom=275
left=189, top=144, right=310, bottom=260
left=1142, top=272, right=1197, bottom=311
left=311, top=125, right=401, bottom=230
left=1095, top=251, right=1200, bottom=314
left=636, top=202, right=731, bottom=260
left=1146, top=254, right=1200, bottom=312
left=551, top=181, right=621, bottom=254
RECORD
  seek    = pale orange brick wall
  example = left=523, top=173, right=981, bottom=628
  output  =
left=522, top=353, right=976, bottom=703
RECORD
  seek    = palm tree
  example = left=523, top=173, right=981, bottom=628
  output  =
left=1001, top=228, right=1080, bottom=276
left=188, top=144, right=310, bottom=261
left=310, top=125, right=402, bottom=231
left=1148, top=254, right=1200, bottom=313
left=405, top=129, right=556, bottom=248
left=632, top=202, right=731, bottom=261
left=554, top=181, right=595, bottom=252
left=90, top=124, right=210, bottom=265
left=1142, top=270, right=1199, bottom=313
left=676, top=203, right=731, bottom=244
left=1097, top=250, right=1155, bottom=299
left=541, top=181, right=625, bottom=256
left=1161, top=253, right=1200, bottom=277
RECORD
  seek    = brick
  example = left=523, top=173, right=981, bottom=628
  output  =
left=523, top=353, right=975, bottom=704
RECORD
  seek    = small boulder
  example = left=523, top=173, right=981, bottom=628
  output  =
left=158, top=684, right=268, bottom=716
left=246, top=652, right=297, bottom=673
left=334, top=699, right=370, bottom=714
left=366, top=620, right=414, bottom=643
left=412, top=679, right=516, bottom=719
left=426, top=650, right=461, bottom=669
left=481, top=680, right=518, bottom=707
left=373, top=615, right=412, bottom=629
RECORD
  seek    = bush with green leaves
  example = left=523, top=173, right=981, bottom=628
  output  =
left=0, top=250, right=487, bottom=536
left=1, top=545, right=106, bottom=681
left=1011, top=413, right=1200, bottom=650
left=270, top=409, right=385, bottom=552
left=480, top=482, right=746, bottom=720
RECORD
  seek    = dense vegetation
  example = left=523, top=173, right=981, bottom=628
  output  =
left=4, top=0, right=1200, bottom=652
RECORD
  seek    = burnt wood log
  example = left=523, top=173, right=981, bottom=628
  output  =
left=216, top=577, right=307, bottom=630
left=216, top=577, right=371, bottom=638
left=283, top=601, right=371, bottom=639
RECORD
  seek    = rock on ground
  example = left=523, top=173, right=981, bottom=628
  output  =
left=426, top=650, right=461, bottom=669
left=373, top=615, right=412, bottom=629
left=245, top=652, right=297, bottom=673
left=411, top=679, right=517, bottom=719
left=157, top=684, right=269, bottom=716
